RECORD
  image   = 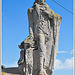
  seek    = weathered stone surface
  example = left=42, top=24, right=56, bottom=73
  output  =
left=18, top=0, right=62, bottom=75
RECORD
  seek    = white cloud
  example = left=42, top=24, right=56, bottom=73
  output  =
left=58, top=51, right=68, bottom=53
left=3, top=61, right=18, bottom=68
left=54, top=57, right=74, bottom=70
left=71, top=49, right=74, bottom=55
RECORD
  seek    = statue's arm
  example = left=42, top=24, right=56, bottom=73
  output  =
left=18, top=8, right=34, bottom=49
left=28, top=8, right=34, bottom=37
left=53, top=17, right=61, bottom=59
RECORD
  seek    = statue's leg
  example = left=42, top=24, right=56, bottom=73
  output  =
left=38, top=33, right=46, bottom=75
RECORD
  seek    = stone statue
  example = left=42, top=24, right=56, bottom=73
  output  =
left=1, top=0, right=62, bottom=75
left=18, top=0, right=62, bottom=75
left=2, top=0, right=62, bottom=75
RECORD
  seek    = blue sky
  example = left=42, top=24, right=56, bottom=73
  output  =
left=2, top=0, right=74, bottom=75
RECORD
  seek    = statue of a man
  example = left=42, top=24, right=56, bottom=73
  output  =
left=18, top=0, right=62, bottom=75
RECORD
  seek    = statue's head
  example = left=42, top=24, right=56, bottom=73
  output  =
left=35, top=0, right=46, bottom=4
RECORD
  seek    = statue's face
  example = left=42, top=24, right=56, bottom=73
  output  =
left=35, top=0, right=46, bottom=3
